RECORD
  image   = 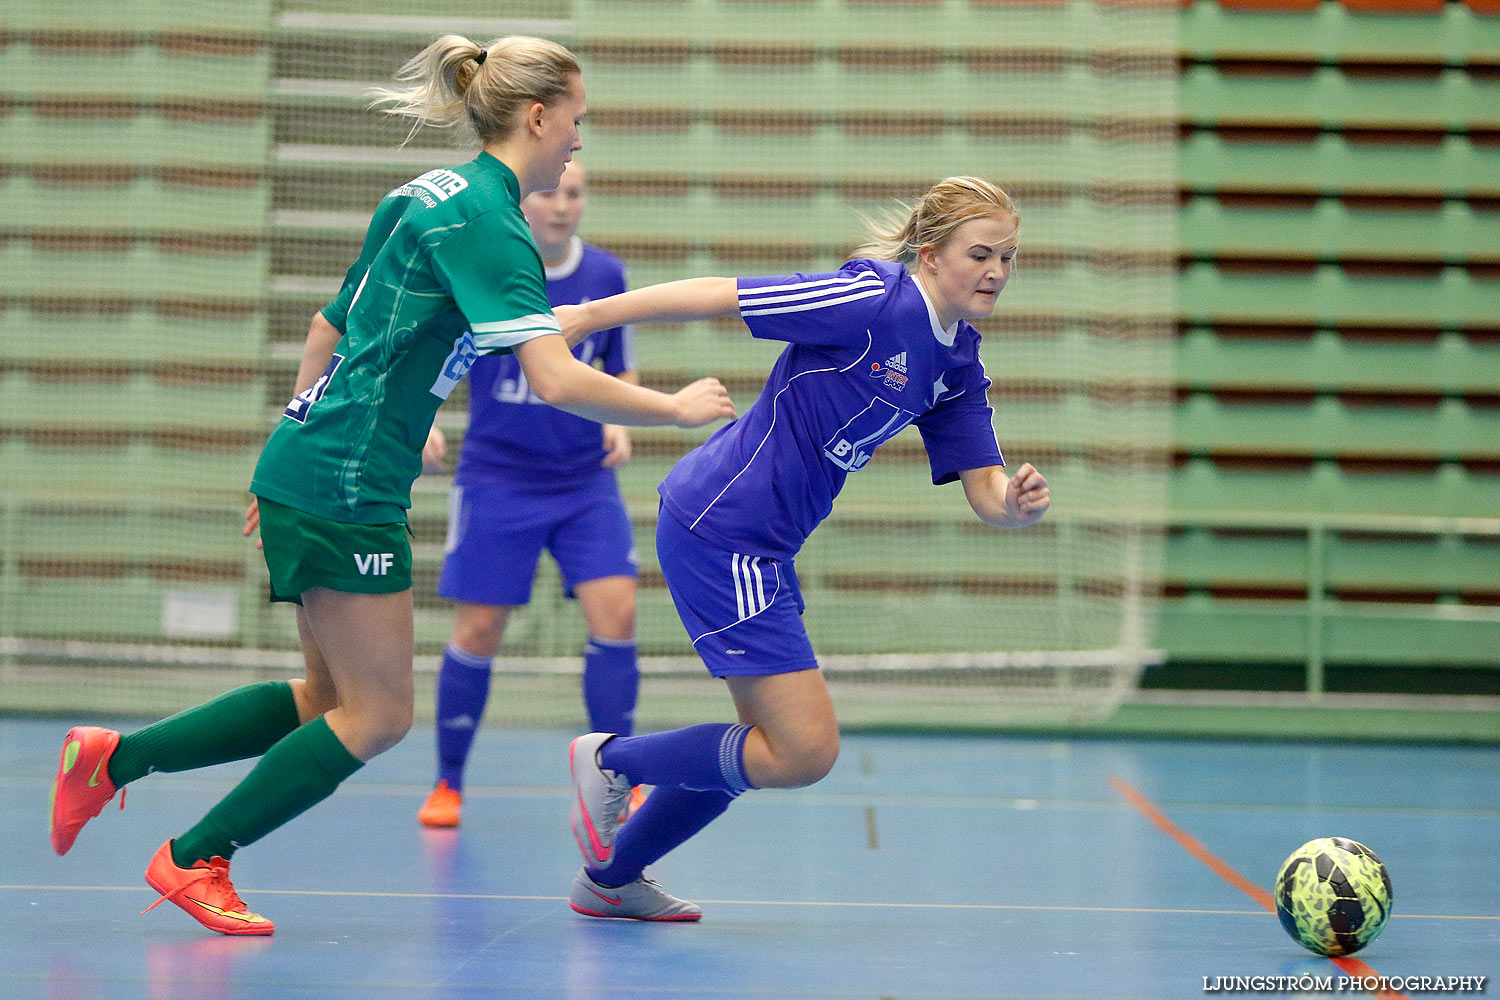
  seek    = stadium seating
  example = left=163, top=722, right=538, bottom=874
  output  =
left=1169, top=0, right=1500, bottom=686
left=0, top=15, right=274, bottom=648
left=3, top=0, right=1496, bottom=701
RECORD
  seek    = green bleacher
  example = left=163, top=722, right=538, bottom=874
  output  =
left=0, top=4, right=275, bottom=661
left=3, top=0, right=1495, bottom=729
left=1167, top=0, right=1500, bottom=694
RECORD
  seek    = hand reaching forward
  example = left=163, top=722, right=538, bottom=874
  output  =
left=1003, top=462, right=1050, bottom=527
left=422, top=425, right=447, bottom=474
left=243, top=496, right=262, bottom=551
left=672, top=377, right=736, bottom=428
left=601, top=424, right=633, bottom=468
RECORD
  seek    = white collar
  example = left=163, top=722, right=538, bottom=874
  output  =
left=911, top=271, right=958, bottom=347
left=542, top=236, right=584, bottom=281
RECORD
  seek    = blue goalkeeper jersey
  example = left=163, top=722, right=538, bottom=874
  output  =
left=658, top=258, right=1006, bottom=559
left=455, top=238, right=636, bottom=487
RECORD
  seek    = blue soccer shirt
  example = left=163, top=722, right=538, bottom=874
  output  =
left=658, top=258, right=1006, bottom=559
left=455, top=238, right=637, bottom=487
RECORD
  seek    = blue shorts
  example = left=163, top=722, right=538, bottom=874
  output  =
left=437, top=473, right=637, bottom=606
left=656, top=509, right=817, bottom=678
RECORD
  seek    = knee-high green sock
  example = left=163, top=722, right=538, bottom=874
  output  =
left=171, top=715, right=363, bottom=867
left=108, top=681, right=301, bottom=787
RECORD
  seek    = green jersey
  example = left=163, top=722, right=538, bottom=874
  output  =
left=252, top=154, right=560, bottom=523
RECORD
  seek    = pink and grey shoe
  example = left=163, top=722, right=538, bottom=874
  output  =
left=569, top=868, right=702, bottom=921
left=568, top=732, right=632, bottom=869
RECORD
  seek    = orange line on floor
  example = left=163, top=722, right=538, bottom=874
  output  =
left=1108, top=776, right=1409, bottom=1000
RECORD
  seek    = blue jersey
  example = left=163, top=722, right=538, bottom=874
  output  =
left=455, top=239, right=637, bottom=487
left=659, top=258, right=1005, bottom=560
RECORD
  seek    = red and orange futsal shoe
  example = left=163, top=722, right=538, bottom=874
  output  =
left=143, top=841, right=275, bottom=936
left=417, top=780, right=463, bottom=828
left=49, top=725, right=124, bottom=855
left=623, top=784, right=649, bottom=822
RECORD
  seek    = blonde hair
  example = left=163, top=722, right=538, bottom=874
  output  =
left=854, top=176, right=1018, bottom=264
left=369, top=34, right=581, bottom=146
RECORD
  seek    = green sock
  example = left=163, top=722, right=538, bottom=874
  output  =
left=171, top=715, right=363, bottom=867
left=108, top=681, right=301, bottom=787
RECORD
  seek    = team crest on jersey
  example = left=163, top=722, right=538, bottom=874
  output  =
left=867, top=352, right=909, bottom=391
left=430, top=332, right=479, bottom=400
left=824, top=398, right=917, bottom=471
left=394, top=168, right=469, bottom=208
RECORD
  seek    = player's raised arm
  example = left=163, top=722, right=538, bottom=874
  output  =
left=555, top=277, right=740, bottom=344
left=958, top=462, right=1050, bottom=529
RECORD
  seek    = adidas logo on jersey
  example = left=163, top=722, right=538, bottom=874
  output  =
left=868, top=357, right=909, bottom=392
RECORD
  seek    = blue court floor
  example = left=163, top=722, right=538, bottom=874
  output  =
left=4, top=716, right=1497, bottom=999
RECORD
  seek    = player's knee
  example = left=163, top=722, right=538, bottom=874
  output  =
left=776, top=732, right=840, bottom=788
left=363, top=707, right=413, bottom=758
left=590, top=606, right=635, bottom=642
left=452, top=607, right=505, bottom=656
left=582, top=587, right=636, bottom=640
left=605, top=594, right=637, bottom=636
left=804, top=735, right=841, bottom=785
left=354, top=686, right=415, bottom=755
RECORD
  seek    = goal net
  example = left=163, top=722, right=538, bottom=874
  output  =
left=0, top=0, right=1174, bottom=728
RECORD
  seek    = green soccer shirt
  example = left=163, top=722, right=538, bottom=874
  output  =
left=252, top=154, right=560, bottom=523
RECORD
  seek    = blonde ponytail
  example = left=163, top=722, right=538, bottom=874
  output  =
left=369, top=34, right=580, bottom=146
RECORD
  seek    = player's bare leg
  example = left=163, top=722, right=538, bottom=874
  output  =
left=299, top=587, right=416, bottom=762
left=290, top=604, right=340, bottom=723
left=725, top=668, right=840, bottom=789
left=576, top=575, right=636, bottom=642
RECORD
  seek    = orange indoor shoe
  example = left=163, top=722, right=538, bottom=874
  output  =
left=142, top=841, right=274, bottom=936
left=623, top=784, right=649, bottom=821
left=50, top=726, right=124, bottom=855
left=417, top=780, right=462, bottom=828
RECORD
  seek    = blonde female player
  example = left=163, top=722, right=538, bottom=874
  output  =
left=557, top=177, right=1050, bottom=920
left=46, top=33, right=733, bottom=936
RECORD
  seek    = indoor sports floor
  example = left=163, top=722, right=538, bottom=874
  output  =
left=4, top=716, right=1496, bottom=999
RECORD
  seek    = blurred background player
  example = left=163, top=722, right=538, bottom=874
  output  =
left=418, top=160, right=647, bottom=828
left=556, top=176, right=1050, bottom=920
left=47, top=34, right=733, bottom=937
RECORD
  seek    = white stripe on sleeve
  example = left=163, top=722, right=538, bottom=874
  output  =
left=738, top=273, right=882, bottom=300
left=739, top=284, right=887, bottom=317
left=469, top=312, right=562, bottom=351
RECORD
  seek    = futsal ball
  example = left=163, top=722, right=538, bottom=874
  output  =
left=1274, top=837, right=1393, bottom=956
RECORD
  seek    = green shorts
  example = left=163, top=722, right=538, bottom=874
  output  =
left=257, top=496, right=412, bottom=604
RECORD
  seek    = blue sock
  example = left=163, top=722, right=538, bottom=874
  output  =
left=434, top=643, right=493, bottom=792
left=589, top=787, right=735, bottom=887
left=582, top=636, right=638, bottom=736
left=598, top=722, right=755, bottom=794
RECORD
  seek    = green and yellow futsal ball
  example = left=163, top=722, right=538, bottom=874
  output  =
left=1274, top=837, right=1393, bottom=956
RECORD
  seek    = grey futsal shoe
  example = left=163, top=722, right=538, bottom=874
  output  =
left=568, top=733, right=633, bottom=869
left=569, top=868, right=703, bottom=921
